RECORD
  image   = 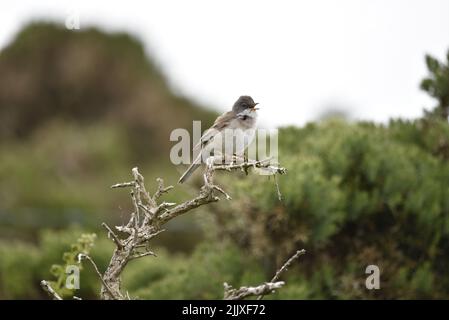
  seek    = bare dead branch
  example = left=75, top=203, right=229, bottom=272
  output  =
left=115, top=225, right=133, bottom=234
left=257, top=249, right=306, bottom=300
left=102, top=222, right=123, bottom=249
left=111, top=181, right=135, bottom=189
left=100, top=159, right=286, bottom=299
left=273, top=174, right=283, bottom=202
left=212, top=158, right=286, bottom=175
left=222, top=249, right=306, bottom=301
left=212, top=184, right=232, bottom=200
left=157, top=192, right=219, bottom=224
left=78, top=253, right=119, bottom=300
left=40, top=157, right=286, bottom=300
left=270, top=249, right=306, bottom=283
left=130, top=250, right=157, bottom=260
left=40, top=280, right=62, bottom=300
left=138, top=203, right=152, bottom=218
left=130, top=190, right=140, bottom=233
left=223, top=281, right=285, bottom=300
left=140, top=228, right=166, bottom=242
left=132, top=167, right=156, bottom=208
left=153, top=178, right=174, bottom=201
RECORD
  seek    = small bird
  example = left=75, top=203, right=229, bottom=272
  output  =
left=178, top=95, right=259, bottom=183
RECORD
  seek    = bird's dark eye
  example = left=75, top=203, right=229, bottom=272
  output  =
left=241, top=115, right=248, bottom=120
left=242, top=103, right=248, bottom=108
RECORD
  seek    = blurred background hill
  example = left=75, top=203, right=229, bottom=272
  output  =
left=0, top=23, right=217, bottom=143
left=0, top=22, right=217, bottom=243
left=0, top=21, right=449, bottom=300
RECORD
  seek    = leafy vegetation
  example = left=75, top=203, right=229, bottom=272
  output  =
left=46, top=233, right=97, bottom=299
left=217, top=117, right=449, bottom=299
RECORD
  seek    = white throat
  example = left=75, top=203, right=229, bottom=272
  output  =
left=237, top=108, right=258, bottom=119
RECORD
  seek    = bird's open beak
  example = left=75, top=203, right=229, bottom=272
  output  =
left=251, top=103, right=260, bottom=111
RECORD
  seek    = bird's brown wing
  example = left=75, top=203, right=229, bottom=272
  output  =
left=193, top=111, right=236, bottom=150
left=212, top=111, right=236, bottom=130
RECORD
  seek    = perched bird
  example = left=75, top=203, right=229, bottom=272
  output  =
left=178, top=95, right=259, bottom=183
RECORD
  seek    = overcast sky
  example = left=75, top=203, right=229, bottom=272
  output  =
left=2, top=0, right=449, bottom=127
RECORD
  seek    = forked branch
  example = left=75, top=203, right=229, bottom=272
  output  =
left=223, top=249, right=306, bottom=300
left=42, top=156, right=287, bottom=300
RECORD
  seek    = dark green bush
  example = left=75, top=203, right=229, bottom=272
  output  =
left=216, top=118, right=449, bottom=299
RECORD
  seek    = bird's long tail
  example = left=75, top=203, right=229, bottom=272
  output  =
left=178, top=155, right=202, bottom=184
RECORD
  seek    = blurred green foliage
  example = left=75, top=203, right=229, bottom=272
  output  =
left=421, top=51, right=449, bottom=120
left=217, top=117, right=449, bottom=299
left=0, top=228, right=109, bottom=299
left=46, top=233, right=96, bottom=299
left=0, top=228, right=268, bottom=299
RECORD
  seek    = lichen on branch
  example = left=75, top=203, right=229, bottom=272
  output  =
left=41, top=156, right=294, bottom=300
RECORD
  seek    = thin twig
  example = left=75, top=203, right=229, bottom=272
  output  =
left=153, top=178, right=174, bottom=201
left=130, top=190, right=140, bottom=231
left=78, top=254, right=119, bottom=300
left=273, top=174, right=283, bottom=202
left=42, top=159, right=287, bottom=300
left=140, top=228, right=166, bottom=242
left=155, top=202, right=177, bottom=214
left=212, top=185, right=232, bottom=200
left=115, top=225, right=133, bottom=234
left=132, top=167, right=156, bottom=207
left=102, top=222, right=123, bottom=249
left=138, top=203, right=153, bottom=218
left=212, top=158, right=286, bottom=175
left=130, top=250, right=157, bottom=260
left=111, top=181, right=135, bottom=188
left=100, top=159, right=285, bottom=299
left=257, top=249, right=306, bottom=300
left=40, top=280, right=62, bottom=300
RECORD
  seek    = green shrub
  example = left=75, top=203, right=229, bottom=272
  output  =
left=216, top=119, right=449, bottom=299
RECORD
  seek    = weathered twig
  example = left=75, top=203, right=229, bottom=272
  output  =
left=40, top=280, right=62, bottom=300
left=271, top=249, right=306, bottom=283
left=273, top=174, right=283, bottom=201
left=257, top=249, right=306, bottom=300
left=212, top=184, right=232, bottom=200
left=212, top=158, right=286, bottom=175
left=111, top=181, right=135, bottom=189
left=223, top=281, right=285, bottom=300
left=222, top=249, right=305, bottom=301
left=40, top=156, right=285, bottom=300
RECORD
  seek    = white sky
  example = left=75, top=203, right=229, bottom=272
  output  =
left=2, top=0, right=449, bottom=128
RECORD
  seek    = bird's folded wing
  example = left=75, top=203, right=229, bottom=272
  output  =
left=193, top=111, right=236, bottom=150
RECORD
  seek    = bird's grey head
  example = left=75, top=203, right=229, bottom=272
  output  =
left=232, top=96, right=259, bottom=114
